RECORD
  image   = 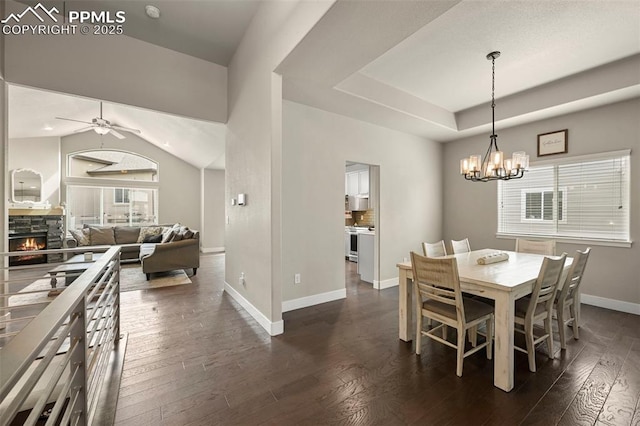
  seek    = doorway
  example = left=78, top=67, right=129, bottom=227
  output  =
left=344, top=161, right=380, bottom=293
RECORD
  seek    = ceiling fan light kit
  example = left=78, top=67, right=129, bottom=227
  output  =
left=56, top=102, right=141, bottom=140
left=460, top=51, right=529, bottom=182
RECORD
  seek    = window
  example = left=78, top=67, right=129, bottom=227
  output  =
left=66, top=149, right=160, bottom=230
left=114, top=188, right=130, bottom=204
left=521, top=188, right=566, bottom=222
left=498, top=150, right=630, bottom=245
left=67, top=186, right=158, bottom=229
left=68, top=150, right=158, bottom=182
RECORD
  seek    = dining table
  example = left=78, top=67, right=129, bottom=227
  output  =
left=396, top=248, right=573, bottom=392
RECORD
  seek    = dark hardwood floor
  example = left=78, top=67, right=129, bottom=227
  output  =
left=114, top=255, right=640, bottom=425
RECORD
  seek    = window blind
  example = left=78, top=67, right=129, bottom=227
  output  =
left=497, top=150, right=630, bottom=243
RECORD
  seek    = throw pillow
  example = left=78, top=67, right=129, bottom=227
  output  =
left=143, top=234, right=163, bottom=243
left=137, top=226, right=162, bottom=243
left=114, top=226, right=141, bottom=244
left=69, top=228, right=90, bottom=246
left=161, top=229, right=175, bottom=243
left=89, top=227, right=116, bottom=245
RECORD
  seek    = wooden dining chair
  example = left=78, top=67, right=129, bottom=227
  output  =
left=422, top=240, right=447, bottom=257
left=514, top=253, right=567, bottom=372
left=515, top=238, right=556, bottom=255
left=451, top=238, right=471, bottom=254
left=410, top=251, right=493, bottom=377
left=555, top=248, right=591, bottom=349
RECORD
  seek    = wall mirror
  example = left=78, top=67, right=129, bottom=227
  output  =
left=11, top=168, right=43, bottom=204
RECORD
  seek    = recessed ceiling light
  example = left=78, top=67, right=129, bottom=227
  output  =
left=43, top=125, right=53, bottom=131
left=145, top=5, right=161, bottom=19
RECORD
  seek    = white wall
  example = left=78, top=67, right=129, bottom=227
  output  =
left=8, top=137, right=61, bottom=205
left=282, top=101, right=442, bottom=302
left=202, top=169, right=225, bottom=251
left=3, top=0, right=226, bottom=124
left=443, top=98, right=640, bottom=307
left=60, top=132, right=201, bottom=230
left=225, top=0, right=334, bottom=333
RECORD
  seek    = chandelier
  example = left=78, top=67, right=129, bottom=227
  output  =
left=460, top=51, right=528, bottom=182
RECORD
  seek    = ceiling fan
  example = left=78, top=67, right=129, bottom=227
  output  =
left=56, top=102, right=141, bottom=139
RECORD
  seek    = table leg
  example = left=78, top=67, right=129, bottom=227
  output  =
left=398, top=268, right=412, bottom=342
left=493, top=291, right=515, bottom=392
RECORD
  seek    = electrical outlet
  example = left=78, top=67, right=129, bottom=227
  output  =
left=239, top=272, right=245, bottom=286
left=294, top=273, right=301, bottom=284
left=360, top=215, right=364, bottom=220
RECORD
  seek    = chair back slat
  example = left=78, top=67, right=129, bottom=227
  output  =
left=557, top=248, right=591, bottom=304
left=516, top=238, right=556, bottom=256
left=410, top=252, right=464, bottom=321
left=422, top=240, right=447, bottom=257
left=526, top=253, right=567, bottom=318
left=451, top=238, right=471, bottom=254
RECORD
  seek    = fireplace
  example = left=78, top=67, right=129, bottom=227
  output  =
left=9, top=233, right=48, bottom=266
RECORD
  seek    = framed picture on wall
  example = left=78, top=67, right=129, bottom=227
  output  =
left=537, top=129, right=568, bottom=157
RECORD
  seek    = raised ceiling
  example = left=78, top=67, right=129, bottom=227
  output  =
left=278, top=0, right=640, bottom=142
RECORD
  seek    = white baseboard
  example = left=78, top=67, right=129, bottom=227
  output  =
left=373, top=278, right=398, bottom=290
left=201, top=247, right=225, bottom=253
left=282, top=288, right=346, bottom=313
left=581, top=294, right=640, bottom=315
left=223, top=282, right=284, bottom=335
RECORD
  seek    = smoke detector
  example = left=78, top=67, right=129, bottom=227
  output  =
left=145, top=5, right=161, bottom=19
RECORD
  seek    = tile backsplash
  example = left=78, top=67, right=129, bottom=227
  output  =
left=345, top=209, right=375, bottom=227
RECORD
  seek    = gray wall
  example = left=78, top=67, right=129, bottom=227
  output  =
left=202, top=169, right=225, bottom=251
left=443, top=98, right=640, bottom=305
left=3, top=0, right=226, bottom=123
left=225, top=0, right=334, bottom=327
left=8, top=137, right=61, bottom=206
left=282, top=100, right=442, bottom=302
left=61, top=132, right=201, bottom=230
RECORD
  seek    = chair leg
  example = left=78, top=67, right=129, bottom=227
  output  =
left=415, top=313, right=422, bottom=355
left=193, top=268, right=198, bottom=276
left=544, top=316, right=554, bottom=359
left=569, top=302, right=579, bottom=340
left=443, top=325, right=448, bottom=341
left=146, top=273, right=150, bottom=281
left=557, top=305, right=567, bottom=350
left=456, top=329, right=466, bottom=377
left=469, top=325, right=478, bottom=347
left=486, top=316, right=493, bottom=360
left=525, top=321, right=536, bottom=373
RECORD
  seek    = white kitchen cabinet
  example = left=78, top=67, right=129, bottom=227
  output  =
left=345, top=168, right=369, bottom=196
left=346, top=172, right=359, bottom=196
left=359, top=170, right=369, bottom=195
left=358, top=232, right=374, bottom=283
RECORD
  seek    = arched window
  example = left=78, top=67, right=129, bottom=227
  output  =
left=66, top=150, right=159, bottom=230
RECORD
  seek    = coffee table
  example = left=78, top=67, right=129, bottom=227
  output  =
left=47, top=253, right=104, bottom=295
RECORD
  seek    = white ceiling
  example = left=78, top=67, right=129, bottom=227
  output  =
left=18, top=0, right=260, bottom=65
left=8, top=85, right=227, bottom=169
left=278, top=0, right=640, bottom=142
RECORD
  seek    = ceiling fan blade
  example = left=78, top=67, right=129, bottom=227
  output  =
left=73, top=126, right=94, bottom=134
left=111, top=125, right=141, bottom=134
left=109, top=129, right=126, bottom=139
left=56, top=117, right=93, bottom=125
